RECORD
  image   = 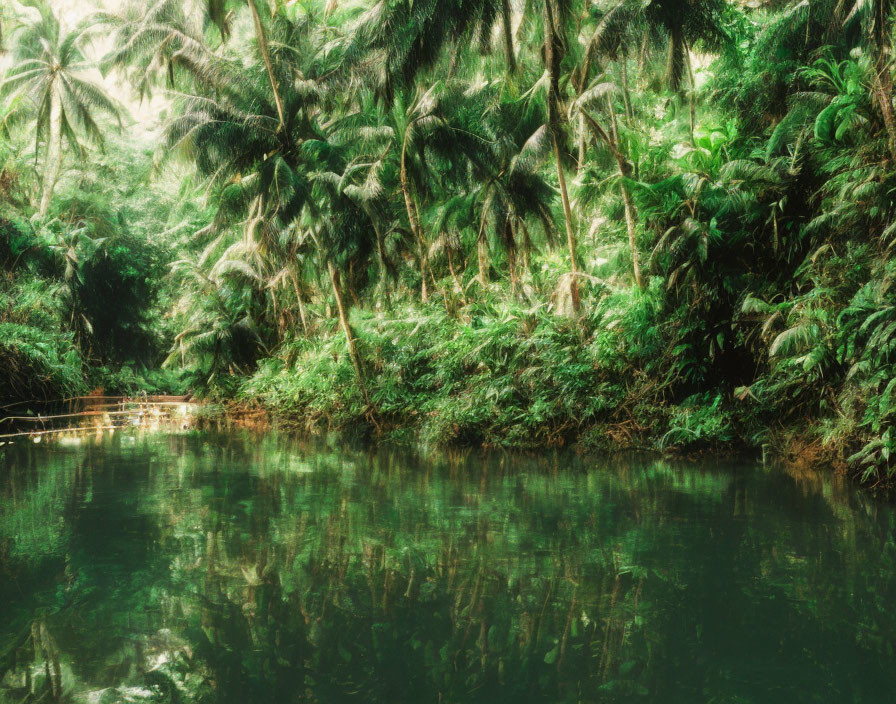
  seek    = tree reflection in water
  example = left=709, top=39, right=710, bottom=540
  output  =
left=1, top=431, right=896, bottom=703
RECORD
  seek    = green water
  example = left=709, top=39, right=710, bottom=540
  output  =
left=1, top=431, right=896, bottom=703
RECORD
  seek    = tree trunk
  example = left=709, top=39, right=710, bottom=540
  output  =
left=477, top=230, right=489, bottom=287
left=872, top=46, right=896, bottom=162
left=506, top=218, right=519, bottom=296
left=606, top=93, right=643, bottom=289
left=685, top=42, right=696, bottom=146
left=575, top=43, right=592, bottom=174
left=620, top=183, right=643, bottom=288
left=446, top=243, right=466, bottom=305
left=328, top=262, right=369, bottom=405
left=414, top=197, right=436, bottom=300
left=362, top=203, right=391, bottom=307
left=501, top=0, right=516, bottom=76
left=552, top=134, right=579, bottom=311
left=400, top=132, right=428, bottom=302
left=577, top=112, right=587, bottom=174
left=518, top=218, right=533, bottom=282
left=620, top=56, right=633, bottom=126
left=247, top=0, right=286, bottom=130
left=290, top=271, right=309, bottom=335
left=543, top=0, right=579, bottom=312
left=39, top=83, right=62, bottom=218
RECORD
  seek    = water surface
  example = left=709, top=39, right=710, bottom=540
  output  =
left=1, top=430, right=895, bottom=703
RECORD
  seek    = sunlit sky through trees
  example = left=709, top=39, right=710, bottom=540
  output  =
left=2, top=0, right=168, bottom=139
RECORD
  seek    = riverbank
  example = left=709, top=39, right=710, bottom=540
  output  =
left=190, top=300, right=872, bottom=484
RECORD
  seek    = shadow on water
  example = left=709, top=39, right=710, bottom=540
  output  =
left=1, top=430, right=896, bottom=703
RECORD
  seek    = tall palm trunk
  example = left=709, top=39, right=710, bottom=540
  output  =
left=577, top=112, right=587, bottom=174
left=446, top=243, right=466, bottom=305
left=247, top=0, right=285, bottom=130
left=543, top=0, right=579, bottom=312
left=413, top=198, right=437, bottom=299
left=501, top=0, right=516, bottom=76
left=684, top=41, right=697, bottom=146
left=575, top=40, right=593, bottom=173
left=39, top=83, right=62, bottom=218
left=400, top=132, right=428, bottom=302
left=328, top=262, right=369, bottom=405
left=579, top=103, right=642, bottom=289
left=606, top=94, right=643, bottom=289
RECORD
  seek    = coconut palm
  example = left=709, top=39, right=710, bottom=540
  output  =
left=461, top=90, right=556, bottom=291
left=95, top=0, right=214, bottom=100
left=351, top=0, right=520, bottom=97
left=161, top=9, right=381, bottom=391
left=1, top=4, right=122, bottom=217
left=573, top=76, right=644, bottom=288
left=587, top=0, right=730, bottom=142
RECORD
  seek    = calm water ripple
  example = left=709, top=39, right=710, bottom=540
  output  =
left=1, top=430, right=895, bottom=703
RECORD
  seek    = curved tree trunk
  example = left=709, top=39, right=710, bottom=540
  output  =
left=247, top=0, right=285, bottom=130
left=39, top=83, right=62, bottom=218
left=328, top=262, right=370, bottom=405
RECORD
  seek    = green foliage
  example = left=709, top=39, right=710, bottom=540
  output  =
left=0, top=320, right=85, bottom=402
left=240, top=292, right=727, bottom=451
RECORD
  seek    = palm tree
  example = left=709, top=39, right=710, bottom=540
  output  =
left=95, top=0, right=213, bottom=100
left=460, top=90, right=556, bottom=291
left=161, top=10, right=381, bottom=393
left=1, top=5, right=122, bottom=217
left=351, top=0, right=519, bottom=99
left=573, top=77, right=644, bottom=288
left=749, top=0, right=896, bottom=161
left=99, top=0, right=285, bottom=129
left=587, top=0, right=730, bottom=143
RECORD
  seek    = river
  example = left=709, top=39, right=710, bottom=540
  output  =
left=1, top=429, right=895, bottom=703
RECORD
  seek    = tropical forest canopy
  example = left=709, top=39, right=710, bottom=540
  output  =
left=2, top=0, right=896, bottom=483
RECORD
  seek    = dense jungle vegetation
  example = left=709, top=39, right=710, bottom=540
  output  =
left=2, top=0, right=896, bottom=483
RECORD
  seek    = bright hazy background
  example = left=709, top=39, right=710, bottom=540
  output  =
left=2, top=0, right=168, bottom=140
